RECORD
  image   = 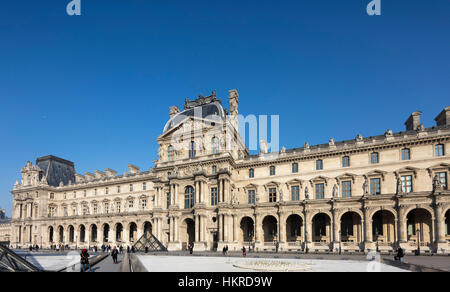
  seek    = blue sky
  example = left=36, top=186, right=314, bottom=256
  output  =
left=0, top=1, right=449, bottom=216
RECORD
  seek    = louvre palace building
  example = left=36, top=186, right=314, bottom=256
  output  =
left=8, top=90, right=450, bottom=254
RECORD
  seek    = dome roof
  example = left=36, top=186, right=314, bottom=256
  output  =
left=163, top=101, right=225, bottom=134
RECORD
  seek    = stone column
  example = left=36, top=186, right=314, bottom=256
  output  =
left=255, top=214, right=263, bottom=243
left=224, top=214, right=230, bottom=242
left=218, top=180, right=221, bottom=203
left=435, top=203, right=446, bottom=243
left=218, top=214, right=223, bottom=242
left=398, top=205, right=407, bottom=243
left=174, top=217, right=179, bottom=242
left=233, top=215, right=239, bottom=242
left=195, top=215, right=200, bottom=242
left=169, top=217, right=173, bottom=242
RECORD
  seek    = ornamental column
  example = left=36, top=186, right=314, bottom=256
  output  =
left=195, top=215, right=200, bottom=242
left=398, top=205, right=407, bottom=243
left=233, top=215, right=239, bottom=242
left=218, top=214, right=223, bottom=242
left=435, top=203, right=446, bottom=243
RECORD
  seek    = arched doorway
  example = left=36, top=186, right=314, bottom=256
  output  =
left=372, top=210, right=396, bottom=244
left=262, top=215, right=278, bottom=242
left=129, top=222, right=137, bottom=242
left=79, top=225, right=86, bottom=243
left=286, top=214, right=303, bottom=242
left=103, top=224, right=110, bottom=243
left=90, top=224, right=98, bottom=243
left=240, top=217, right=254, bottom=243
left=312, top=213, right=331, bottom=243
left=340, top=212, right=362, bottom=243
left=406, top=208, right=433, bottom=246
left=57, top=226, right=64, bottom=243
left=115, top=223, right=123, bottom=242
left=68, top=225, right=75, bottom=243
left=48, top=226, right=54, bottom=243
left=181, top=218, right=195, bottom=250
left=143, top=221, right=152, bottom=234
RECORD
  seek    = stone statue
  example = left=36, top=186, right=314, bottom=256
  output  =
left=260, top=139, right=269, bottom=154
left=332, top=184, right=339, bottom=198
left=362, top=178, right=369, bottom=194
left=329, top=138, right=335, bottom=146
left=279, top=189, right=284, bottom=202
left=396, top=177, right=403, bottom=194
left=305, top=186, right=310, bottom=199
left=384, top=129, right=393, bottom=137
left=433, top=174, right=442, bottom=192
left=356, top=134, right=363, bottom=142
left=304, top=142, right=310, bottom=149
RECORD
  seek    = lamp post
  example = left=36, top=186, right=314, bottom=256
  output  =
left=416, top=228, right=421, bottom=256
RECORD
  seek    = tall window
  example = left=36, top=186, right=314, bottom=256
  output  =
left=212, top=166, right=217, bottom=175
left=371, top=152, right=379, bottom=164
left=128, top=200, right=134, bottom=212
left=211, top=187, right=218, bottom=206
left=315, top=183, right=325, bottom=199
left=143, top=182, right=147, bottom=191
left=117, top=186, right=121, bottom=193
left=249, top=168, right=254, bottom=178
left=291, top=186, right=300, bottom=201
left=401, top=175, right=413, bottom=193
left=104, top=203, right=109, bottom=214
left=342, top=181, right=352, bottom=198
left=248, top=190, right=256, bottom=204
left=168, top=145, right=175, bottom=161
left=93, top=204, right=98, bottom=214
left=270, top=166, right=276, bottom=176
left=370, top=178, right=381, bottom=195
left=141, top=199, right=147, bottom=210
left=269, top=188, right=277, bottom=203
left=401, top=148, right=411, bottom=160
left=184, top=186, right=194, bottom=209
left=292, top=163, right=299, bottom=173
left=342, top=156, right=350, bottom=168
left=211, top=137, right=220, bottom=154
left=129, top=184, right=133, bottom=192
left=316, top=160, right=323, bottom=170
left=116, top=202, right=121, bottom=213
left=437, top=172, right=448, bottom=190
left=435, top=144, right=445, bottom=157
left=105, top=187, right=109, bottom=195
left=189, top=141, right=196, bottom=159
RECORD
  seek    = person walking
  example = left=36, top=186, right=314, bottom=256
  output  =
left=80, top=249, right=92, bottom=272
left=242, top=246, right=247, bottom=257
left=394, top=247, right=404, bottom=262
left=111, top=247, right=119, bottom=264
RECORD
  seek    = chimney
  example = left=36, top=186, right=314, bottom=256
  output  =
left=404, top=111, right=422, bottom=131
left=128, top=164, right=140, bottom=174
left=434, top=106, right=450, bottom=127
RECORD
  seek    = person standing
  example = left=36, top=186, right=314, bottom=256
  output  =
left=80, top=249, right=92, bottom=272
left=111, top=247, right=119, bottom=264
left=242, top=246, right=247, bottom=257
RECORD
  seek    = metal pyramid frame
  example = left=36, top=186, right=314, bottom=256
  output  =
left=0, top=244, right=41, bottom=272
left=133, top=231, right=167, bottom=252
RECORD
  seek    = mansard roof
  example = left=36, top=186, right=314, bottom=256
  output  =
left=162, top=94, right=226, bottom=134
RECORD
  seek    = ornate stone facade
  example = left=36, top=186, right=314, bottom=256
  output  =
left=8, top=93, right=450, bottom=254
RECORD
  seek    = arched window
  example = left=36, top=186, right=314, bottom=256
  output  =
left=401, top=148, right=410, bottom=161
left=168, top=145, right=175, bottom=161
left=184, top=186, right=194, bottom=209
left=189, top=141, right=196, bottom=159
left=211, top=137, right=220, bottom=154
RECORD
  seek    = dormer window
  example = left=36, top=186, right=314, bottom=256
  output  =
left=189, top=141, right=196, bottom=159
left=211, top=137, right=220, bottom=154
left=168, top=145, right=175, bottom=161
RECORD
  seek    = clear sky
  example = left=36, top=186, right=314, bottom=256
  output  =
left=1, top=1, right=449, bottom=216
